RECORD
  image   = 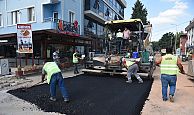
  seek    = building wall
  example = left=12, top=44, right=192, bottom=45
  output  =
left=0, top=0, right=83, bottom=35
left=180, top=35, right=187, bottom=55
left=64, top=0, right=83, bottom=35
left=187, top=28, right=194, bottom=46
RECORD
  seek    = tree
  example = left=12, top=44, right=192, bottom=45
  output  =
left=175, top=31, right=184, bottom=50
left=151, top=41, right=160, bottom=51
left=158, top=32, right=175, bottom=49
left=131, top=0, right=148, bottom=24
left=155, top=31, right=184, bottom=53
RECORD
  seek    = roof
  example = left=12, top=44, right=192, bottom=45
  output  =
left=105, top=19, right=144, bottom=31
left=185, top=21, right=194, bottom=31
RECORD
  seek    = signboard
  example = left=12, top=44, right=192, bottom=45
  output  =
left=1, top=59, right=9, bottom=75
left=17, top=24, right=33, bottom=53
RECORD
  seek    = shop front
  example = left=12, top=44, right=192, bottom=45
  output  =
left=0, top=25, right=92, bottom=73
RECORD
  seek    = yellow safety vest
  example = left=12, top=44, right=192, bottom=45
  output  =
left=73, top=52, right=78, bottom=63
left=160, top=54, right=178, bottom=75
left=43, top=62, right=61, bottom=84
left=126, top=60, right=135, bottom=68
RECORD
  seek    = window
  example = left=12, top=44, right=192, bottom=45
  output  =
left=28, top=7, right=35, bottom=22
left=11, top=10, right=20, bottom=25
left=98, top=0, right=104, bottom=17
left=53, top=12, right=58, bottom=22
left=87, top=20, right=94, bottom=28
left=0, top=14, right=2, bottom=26
left=69, top=11, right=75, bottom=23
left=93, top=0, right=100, bottom=9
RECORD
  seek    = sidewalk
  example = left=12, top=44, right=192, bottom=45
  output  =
left=142, top=61, right=194, bottom=115
left=0, top=65, right=85, bottom=115
left=0, top=65, right=83, bottom=91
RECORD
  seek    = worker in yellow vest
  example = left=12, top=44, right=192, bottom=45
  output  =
left=122, top=58, right=143, bottom=84
left=156, top=47, right=185, bottom=102
left=73, top=50, right=80, bottom=74
left=41, top=62, right=69, bottom=103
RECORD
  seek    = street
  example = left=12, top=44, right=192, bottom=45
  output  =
left=142, top=61, right=194, bottom=115
left=0, top=62, right=194, bottom=115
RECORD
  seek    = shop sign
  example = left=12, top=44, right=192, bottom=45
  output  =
left=17, top=24, right=33, bottom=53
left=57, top=20, right=80, bottom=37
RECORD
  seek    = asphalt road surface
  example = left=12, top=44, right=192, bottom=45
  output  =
left=8, top=74, right=153, bottom=115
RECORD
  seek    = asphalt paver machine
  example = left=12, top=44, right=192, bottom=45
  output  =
left=82, top=19, right=154, bottom=79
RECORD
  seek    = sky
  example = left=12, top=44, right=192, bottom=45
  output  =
left=124, top=0, right=194, bottom=41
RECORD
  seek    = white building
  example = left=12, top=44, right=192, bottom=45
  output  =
left=185, top=19, right=194, bottom=47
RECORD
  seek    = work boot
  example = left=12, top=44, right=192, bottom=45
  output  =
left=137, top=78, right=143, bottom=84
left=49, top=97, right=56, bottom=102
left=64, top=98, right=70, bottom=103
left=126, top=79, right=132, bottom=83
left=169, top=95, right=174, bottom=102
left=138, top=80, right=143, bottom=84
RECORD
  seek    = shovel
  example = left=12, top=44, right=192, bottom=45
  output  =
left=21, top=80, right=45, bottom=92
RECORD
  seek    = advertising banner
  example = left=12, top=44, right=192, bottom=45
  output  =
left=17, top=24, right=33, bottom=53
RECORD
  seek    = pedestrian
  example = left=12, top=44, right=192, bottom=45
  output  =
left=123, top=27, right=131, bottom=48
left=122, top=58, right=143, bottom=84
left=41, top=61, right=69, bottom=102
left=116, top=29, right=123, bottom=53
left=155, top=46, right=185, bottom=102
left=73, top=50, right=80, bottom=74
left=53, top=48, right=60, bottom=65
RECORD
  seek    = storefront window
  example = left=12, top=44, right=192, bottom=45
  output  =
left=92, top=23, right=97, bottom=35
left=112, top=11, right=115, bottom=20
left=114, top=14, right=118, bottom=20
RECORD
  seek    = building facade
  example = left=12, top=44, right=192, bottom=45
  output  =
left=0, top=0, right=90, bottom=67
left=84, top=0, right=127, bottom=53
left=0, top=0, right=127, bottom=67
left=185, top=19, right=194, bottom=57
left=185, top=19, right=194, bottom=47
left=179, top=34, right=187, bottom=55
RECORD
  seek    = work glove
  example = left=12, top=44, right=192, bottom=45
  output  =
left=41, top=75, right=45, bottom=83
left=41, top=78, right=44, bottom=83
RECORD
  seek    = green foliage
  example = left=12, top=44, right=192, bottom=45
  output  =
left=131, top=0, right=148, bottom=25
left=151, top=41, right=160, bottom=51
left=153, top=31, right=184, bottom=52
left=158, top=32, right=175, bottom=49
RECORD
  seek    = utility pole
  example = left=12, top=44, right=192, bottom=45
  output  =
left=171, top=24, right=178, bottom=54
left=175, top=25, right=178, bottom=53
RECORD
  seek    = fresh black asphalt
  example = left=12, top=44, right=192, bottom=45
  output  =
left=8, top=74, right=153, bottom=115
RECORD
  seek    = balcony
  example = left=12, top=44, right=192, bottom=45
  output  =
left=43, top=17, right=80, bottom=36
left=0, top=17, right=80, bottom=36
